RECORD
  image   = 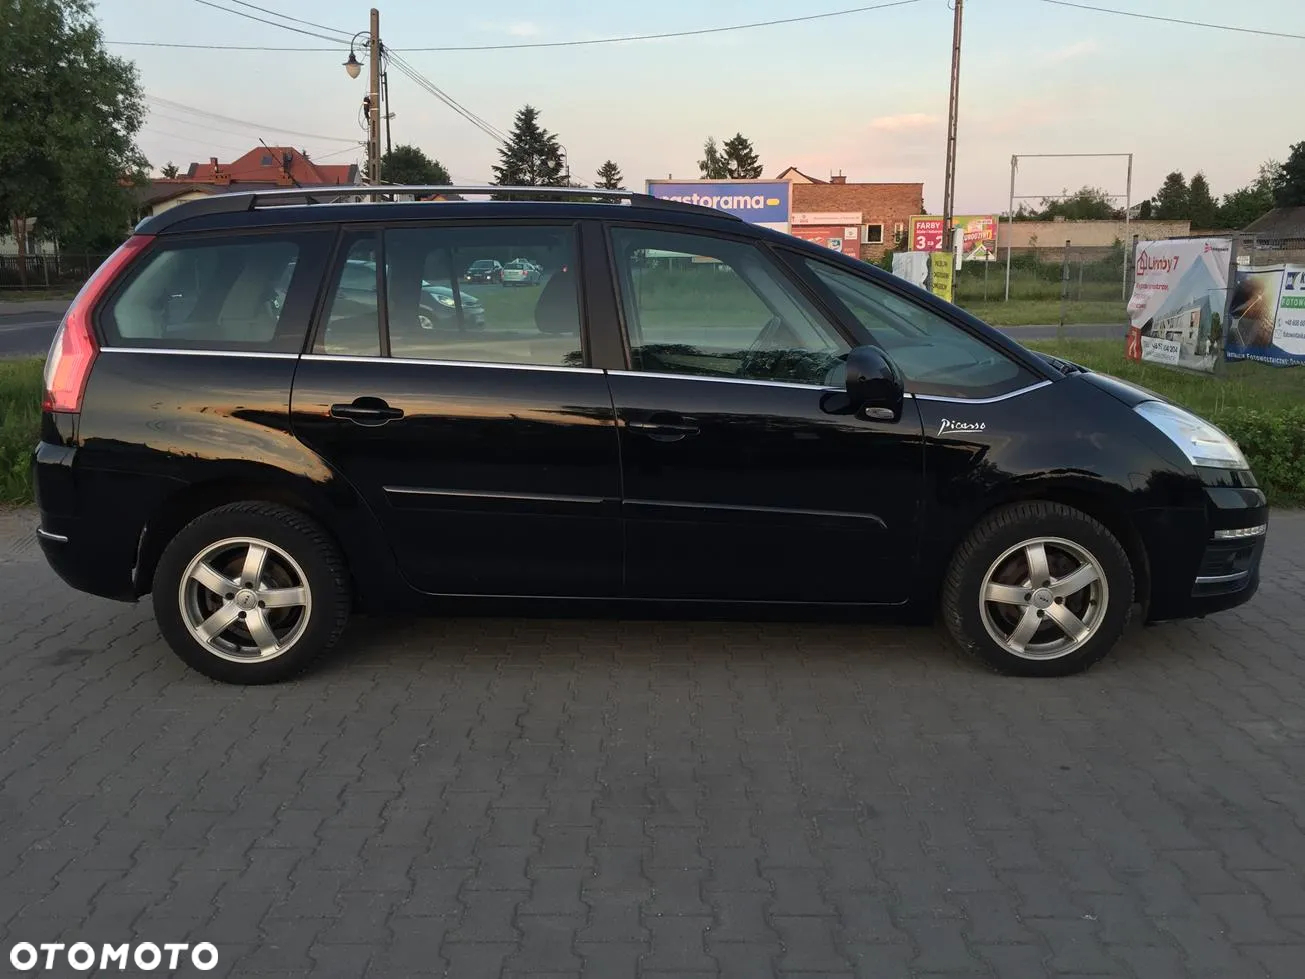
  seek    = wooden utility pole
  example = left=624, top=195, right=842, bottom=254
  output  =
left=941, top=0, right=963, bottom=259
left=368, top=7, right=381, bottom=185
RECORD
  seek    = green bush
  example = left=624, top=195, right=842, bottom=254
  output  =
left=1214, top=407, right=1305, bottom=507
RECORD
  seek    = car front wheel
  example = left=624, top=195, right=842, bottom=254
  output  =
left=941, top=501, right=1134, bottom=677
left=152, top=502, right=350, bottom=684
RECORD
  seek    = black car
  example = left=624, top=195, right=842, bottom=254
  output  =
left=464, top=259, right=502, bottom=284
left=33, top=186, right=1267, bottom=684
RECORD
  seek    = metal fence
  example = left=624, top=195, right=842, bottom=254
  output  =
left=955, top=250, right=1125, bottom=306
left=0, top=253, right=111, bottom=292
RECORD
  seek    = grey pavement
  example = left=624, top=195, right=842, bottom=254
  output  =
left=2, top=505, right=1304, bottom=977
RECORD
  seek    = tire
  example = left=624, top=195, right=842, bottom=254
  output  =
left=152, top=502, right=350, bottom=684
left=941, top=501, right=1134, bottom=677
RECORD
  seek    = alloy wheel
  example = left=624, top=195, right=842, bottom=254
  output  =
left=978, top=536, right=1109, bottom=660
left=178, top=536, right=313, bottom=663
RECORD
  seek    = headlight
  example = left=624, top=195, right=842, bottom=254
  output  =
left=1134, top=400, right=1248, bottom=470
left=436, top=295, right=456, bottom=308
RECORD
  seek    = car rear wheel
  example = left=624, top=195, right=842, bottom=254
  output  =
left=941, top=501, right=1134, bottom=677
left=152, top=502, right=350, bottom=684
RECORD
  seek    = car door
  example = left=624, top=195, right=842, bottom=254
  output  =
left=602, top=224, right=925, bottom=604
left=290, top=221, right=622, bottom=598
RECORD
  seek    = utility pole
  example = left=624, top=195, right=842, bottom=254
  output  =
left=941, top=0, right=964, bottom=263
left=368, top=7, right=381, bottom=186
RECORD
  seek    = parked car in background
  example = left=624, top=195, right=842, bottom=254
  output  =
left=276, top=259, right=485, bottom=330
left=464, top=259, right=502, bottom=284
left=500, top=259, right=542, bottom=286
left=33, top=186, right=1267, bottom=684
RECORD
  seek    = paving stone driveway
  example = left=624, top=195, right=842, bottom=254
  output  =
left=1, top=507, right=1304, bottom=978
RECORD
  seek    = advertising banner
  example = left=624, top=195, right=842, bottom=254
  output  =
left=929, top=252, right=954, bottom=303
left=1125, top=237, right=1230, bottom=373
left=645, top=179, right=791, bottom=232
left=1225, top=265, right=1305, bottom=367
left=909, top=214, right=997, bottom=258
left=790, top=224, right=859, bottom=254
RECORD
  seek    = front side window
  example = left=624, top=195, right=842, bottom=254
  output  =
left=610, top=227, right=849, bottom=386
left=799, top=256, right=1035, bottom=398
left=103, top=234, right=319, bottom=351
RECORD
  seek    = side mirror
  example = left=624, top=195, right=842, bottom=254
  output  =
left=845, top=345, right=904, bottom=421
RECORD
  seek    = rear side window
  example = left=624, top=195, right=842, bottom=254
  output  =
left=313, top=224, right=583, bottom=367
left=101, top=232, right=328, bottom=352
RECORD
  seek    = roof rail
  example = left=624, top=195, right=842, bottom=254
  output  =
left=135, top=184, right=742, bottom=233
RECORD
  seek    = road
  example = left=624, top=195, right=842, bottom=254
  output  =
left=0, top=297, right=1123, bottom=360
left=1, top=505, right=1303, bottom=978
left=0, top=304, right=65, bottom=358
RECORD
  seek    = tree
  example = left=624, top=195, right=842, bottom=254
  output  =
left=492, top=105, right=567, bottom=188
left=1273, top=142, right=1305, bottom=207
left=1137, top=199, right=1153, bottom=219
left=0, top=0, right=147, bottom=253
left=720, top=133, right=763, bottom=179
left=379, top=144, right=451, bottom=186
left=161, top=161, right=180, bottom=179
left=1037, top=185, right=1119, bottom=220
left=1152, top=172, right=1189, bottom=220
left=1217, top=160, right=1280, bottom=229
left=1187, top=172, right=1218, bottom=229
left=595, top=160, right=624, bottom=190
left=698, top=137, right=727, bottom=179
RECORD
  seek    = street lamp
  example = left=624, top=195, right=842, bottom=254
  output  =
left=342, top=11, right=382, bottom=185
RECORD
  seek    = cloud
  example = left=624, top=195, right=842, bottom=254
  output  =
left=868, top=113, right=938, bottom=133
left=1039, top=39, right=1099, bottom=64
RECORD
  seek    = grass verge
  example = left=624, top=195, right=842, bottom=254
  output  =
left=959, top=299, right=1123, bottom=327
left=0, top=358, right=42, bottom=505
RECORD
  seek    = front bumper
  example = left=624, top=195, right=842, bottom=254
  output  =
left=1137, top=480, right=1268, bottom=621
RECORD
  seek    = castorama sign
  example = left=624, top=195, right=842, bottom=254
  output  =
left=645, top=179, right=791, bottom=233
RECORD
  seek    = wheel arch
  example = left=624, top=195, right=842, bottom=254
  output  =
left=132, top=468, right=397, bottom=612
left=933, top=478, right=1152, bottom=613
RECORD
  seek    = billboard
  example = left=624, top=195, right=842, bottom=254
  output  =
left=909, top=214, right=997, bottom=258
left=1125, top=237, right=1230, bottom=373
left=1225, top=264, right=1305, bottom=367
left=791, top=224, right=860, bottom=254
left=929, top=252, right=954, bottom=303
left=645, top=179, right=791, bottom=232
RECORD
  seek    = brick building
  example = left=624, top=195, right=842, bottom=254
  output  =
left=777, top=167, right=924, bottom=262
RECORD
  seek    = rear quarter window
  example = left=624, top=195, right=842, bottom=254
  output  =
left=99, top=232, right=329, bottom=352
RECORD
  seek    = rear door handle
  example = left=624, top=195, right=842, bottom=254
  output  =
left=330, top=397, right=404, bottom=427
left=626, top=412, right=700, bottom=442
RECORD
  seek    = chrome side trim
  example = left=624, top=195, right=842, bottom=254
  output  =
left=36, top=528, right=69, bottom=543
left=608, top=369, right=839, bottom=392
left=913, top=380, right=1054, bottom=404
left=384, top=486, right=609, bottom=505
left=1195, top=571, right=1251, bottom=585
left=625, top=498, right=887, bottom=529
left=302, top=354, right=600, bottom=374
left=100, top=347, right=300, bottom=360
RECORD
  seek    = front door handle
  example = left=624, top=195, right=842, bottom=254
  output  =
left=330, top=397, right=404, bottom=427
left=627, top=413, right=700, bottom=442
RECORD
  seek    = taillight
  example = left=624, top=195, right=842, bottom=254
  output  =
left=43, top=234, right=153, bottom=413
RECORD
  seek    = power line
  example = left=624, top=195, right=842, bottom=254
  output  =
left=185, top=0, right=344, bottom=43
left=384, top=52, right=508, bottom=144
left=222, top=0, right=351, bottom=38
left=148, top=96, right=357, bottom=143
left=1037, top=0, right=1305, bottom=41
left=110, top=0, right=922, bottom=52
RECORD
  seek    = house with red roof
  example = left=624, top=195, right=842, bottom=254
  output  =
left=183, top=146, right=358, bottom=187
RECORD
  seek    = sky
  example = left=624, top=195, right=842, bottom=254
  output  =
left=96, top=0, right=1305, bottom=214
